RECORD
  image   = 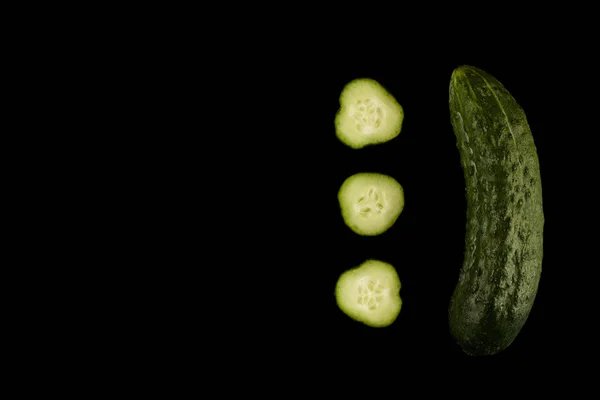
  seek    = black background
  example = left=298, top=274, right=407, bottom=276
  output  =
left=129, top=16, right=600, bottom=387
left=260, top=47, right=595, bottom=369
left=20, top=11, right=597, bottom=388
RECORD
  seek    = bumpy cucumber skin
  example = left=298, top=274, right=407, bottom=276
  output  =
left=448, top=66, right=544, bottom=356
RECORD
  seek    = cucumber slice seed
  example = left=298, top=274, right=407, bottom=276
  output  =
left=338, top=173, right=404, bottom=236
left=335, top=259, right=402, bottom=328
left=335, top=78, right=404, bottom=149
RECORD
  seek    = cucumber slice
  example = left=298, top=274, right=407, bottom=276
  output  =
left=335, top=78, right=404, bottom=149
left=335, top=259, right=402, bottom=328
left=338, top=172, right=404, bottom=236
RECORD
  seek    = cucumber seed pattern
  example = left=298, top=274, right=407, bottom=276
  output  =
left=357, top=278, right=386, bottom=310
left=350, top=98, right=384, bottom=135
left=355, top=186, right=386, bottom=217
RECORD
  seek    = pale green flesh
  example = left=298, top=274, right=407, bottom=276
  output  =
left=335, top=78, right=404, bottom=149
left=338, top=172, right=404, bottom=236
left=335, top=260, right=402, bottom=328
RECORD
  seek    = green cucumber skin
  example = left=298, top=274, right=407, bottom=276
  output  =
left=448, top=66, right=544, bottom=356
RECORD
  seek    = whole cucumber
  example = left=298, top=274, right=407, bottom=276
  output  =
left=448, top=65, right=544, bottom=356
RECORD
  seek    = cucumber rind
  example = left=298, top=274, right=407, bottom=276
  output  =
left=335, top=78, right=404, bottom=149
left=448, top=65, right=544, bottom=356
left=338, top=172, right=404, bottom=236
left=335, top=259, right=402, bottom=328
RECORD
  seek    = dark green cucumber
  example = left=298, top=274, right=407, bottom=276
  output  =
left=448, top=65, right=544, bottom=356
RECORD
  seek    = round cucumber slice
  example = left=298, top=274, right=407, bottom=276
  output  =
left=338, top=172, right=404, bottom=236
left=335, top=259, right=402, bottom=328
left=334, top=78, right=404, bottom=149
